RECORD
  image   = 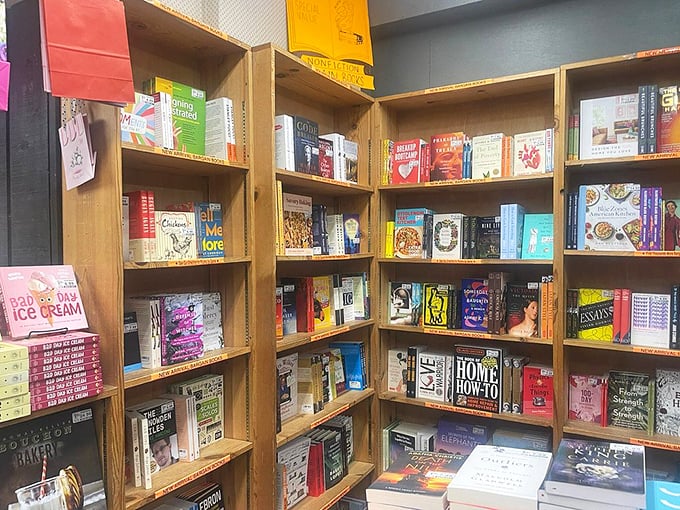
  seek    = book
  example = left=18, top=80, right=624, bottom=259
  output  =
left=120, top=92, right=155, bottom=146
left=416, top=350, right=448, bottom=401
left=200, top=292, right=223, bottom=352
left=389, top=281, right=422, bottom=326
left=500, top=203, right=526, bottom=259
left=659, top=85, right=680, bottom=153
left=205, top=97, right=236, bottom=161
left=123, top=311, right=142, bottom=372
left=169, top=373, right=224, bottom=449
left=630, top=292, right=671, bottom=348
left=544, top=438, right=646, bottom=508
left=293, top=115, right=319, bottom=174
left=522, top=364, right=554, bottom=417
left=366, top=450, right=466, bottom=510
left=178, top=482, right=224, bottom=510
left=655, top=369, right=680, bottom=436
left=0, top=265, right=88, bottom=339
left=491, top=426, right=551, bottom=452
left=152, top=91, right=174, bottom=150
left=282, top=192, right=314, bottom=256
left=277, top=436, right=311, bottom=508
left=0, top=405, right=107, bottom=508
left=143, top=77, right=207, bottom=155
left=538, top=488, right=637, bottom=510
left=429, top=132, right=464, bottom=181
left=577, top=288, right=614, bottom=341
left=320, top=133, right=345, bottom=180
left=431, top=213, right=464, bottom=260
left=159, top=293, right=204, bottom=366
left=318, top=137, right=334, bottom=179
left=663, top=198, right=680, bottom=251
left=387, top=348, right=408, bottom=394
left=127, top=398, right=179, bottom=475
left=452, top=344, right=503, bottom=413
left=607, top=370, right=652, bottom=431
left=435, top=418, right=490, bottom=456
left=521, top=213, right=553, bottom=259
left=646, top=480, right=680, bottom=510
left=313, top=275, right=333, bottom=328
left=579, top=94, right=639, bottom=159
left=276, top=352, right=298, bottom=423
left=422, top=283, right=454, bottom=329
left=471, top=132, right=503, bottom=179
left=154, top=211, right=198, bottom=261
left=394, top=208, right=433, bottom=259
left=274, top=114, right=295, bottom=171
left=568, top=374, right=607, bottom=425
left=476, top=215, right=501, bottom=259
left=513, top=129, right=551, bottom=175
left=344, top=139, right=358, bottom=183
left=505, top=282, right=540, bottom=338
left=281, top=281, right=297, bottom=336
left=343, top=213, right=361, bottom=254
left=391, top=139, right=427, bottom=184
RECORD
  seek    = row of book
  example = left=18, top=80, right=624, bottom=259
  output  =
left=568, top=368, right=680, bottom=437
left=275, top=114, right=359, bottom=183
left=276, top=273, right=369, bottom=336
left=566, top=182, right=680, bottom=252
left=277, top=342, right=368, bottom=425
left=124, top=191, right=225, bottom=262
left=568, top=286, right=679, bottom=349
left=574, top=86, right=680, bottom=161
left=381, top=128, right=555, bottom=185
left=146, top=482, right=225, bottom=510
left=390, top=276, right=555, bottom=339
left=124, top=291, right=223, bottom=369
left=276, top=414, right=354, bottom=509
left=366, top=438, right=651, bottom=510
left=125, top=373, right=224, bottom=490
left=389, top=206, right=553, bottom=260
left=121, top=81, right=237, bottom=161
left=276, top=188, right=361, bottom=257
left=388, top=344, right=553, bottom=417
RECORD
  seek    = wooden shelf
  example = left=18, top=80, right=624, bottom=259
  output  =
left=124, top=347, right=251, bottom=389
left=563, top=421, right=680, bottom=452
left=378, top=257, right=552, bottom=266
left=124, top=256, right=251, bottom=270
left=277, top=319, right=375, bottom=353
left=295, top=461, right=374, bottom=510
left=122, top=143, right=248, bottom=177
left=565, top=152, right=680, bottom=173
left=124, top=438, right=253, bottom=510
left=380, top=324, right=552, bottom=345
left=379, top=392, right=553, bottom=428
left=565, top=249, right=680, bottom=258
left=378, top=173, right=552, bottom=193
left=277, top=389, right=375, bottom=448
left=124, top=0, right=249, bottom=59
left=278, top=253, right=374, bottom=263
left=564, top=338, right=680, bottom=357
left=276, top=170, right=373, bottom=196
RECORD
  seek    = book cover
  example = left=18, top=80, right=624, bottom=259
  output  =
left=416, top=350, right=447, bottom=401
left=513, top=129, right=549, bottom=175
left=491, top=427, right=551, bottom=452
left=127, top=398, right=179, bottom=475
left=394, top=208, right=433, bottom=259
left=344, top=139, right=358, bottom=183
left=461, top=278, right=488, bottom=331
left=500, top=203, right=526, bottom=259
left=282, top=192, right=314, bottom=256
left=476, top=215, right=501, bottom=259
left=160, top=293, right=204, bottom=366
left=655, top=369, right=680, bottom=436
left=319, top=133, right=345, bottom=181
left=568, top=374, right=606, bottom=425
left=0, top=405, right=107, bottom=509
left=123, top=311, right=142, bottom=373
left=422, top=283, right=454, bottom=330
left=200, top=292, right=223, bottom=352
left=659, top=85, right=680, bottom=153
left=521, top=213, right=554, bottom=259
left=630, top=292, right=671, bottom=348
left=577, top=183, right=641, bottom=251
left=577, top=288, right=614, bottom=341
left=391, top=139, right=426, bottom=184
left=178, top=481, right=224, bottom=510
left=471, top=132, right=503, bottom=179
left=205, top=97, right=236, bottom=161
left=505, top=282, right=540, bottom=338
left=431, top=213, right=464, bottom=260
left=281, top=282, right=297, bottom=336
left=545, top=439, right=645, bottom=508
left=447, top=445, right=553, bottom=510
left=579, top=94, right=639, bottom=159
left=387, top=348, right=407, bottom=394
left=313, top=275, right=333, bottom=328
left=293, top=115, right=319, bottom=175
left=195, top=203, right=223, bottom=258
left=663, top=198, right=680, bottom=251
left=274, top=114, right=295, bottom=171
left=144, top=77, right=207, bottom=155
left=453, top=344, right=503, bottom=413
left=366, top=450, right=466, bottom=509
left=389, top=282, right=422, bottom=326
left=318, top=137, right=334, bottom=179
left=168, top=374, right=224, bottom=449
left=430, top=132, right=464, bottom=181
left=607, top=370, right=651, bottom=431
left=0, top=265, right=88, bottom=339
left=120, top=92, right=155, bottom=146
left=435, top=418, right=490, bottom=456
left=343, top=213, right=360, bottom=254
left=154, top=211, right=198, bottom=261
left=522, top=364, right=554, bottom=417
left=276, top=352, right=298, bottom=423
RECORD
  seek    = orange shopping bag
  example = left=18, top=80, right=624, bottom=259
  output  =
left=41, top=0, right=134, bottom=105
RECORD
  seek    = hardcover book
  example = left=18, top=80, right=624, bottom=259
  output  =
left=293, top=115, right=319, bottom=175
left=663, top=198, right=680, bottom=251
left=476, top=215, right=501, bottom=259
left=389, top=282, right=422, bottom=326
left=630, top=292, right=671, bottom=348
left=431, top=213, right=463, bottom=260
left=577, top=288, right=614, bottom=341
left=313, top=275, right=333, bottom=328
left=446, top=445, right=553, bottom=510
left=274, top=114, right=295, bottom=171
left=159, top=293, right=204, bottom=366
left=387, top=348, right=408, bottom=394
left=505, top=282, right=540, bottom=338
left=282, top=192, right=314, bottom=256
left=435, top=418, right=490, bottom=456
left=394, top=208, right=433, bottom=259
left=154, top=211, right=198, bottom=261
left=200, top=292, right=223, bottom=352
left=655, top=369, right=680, bottom=436
left=276, top=352, right=298, bottom=423
left=0, top=405, right=107, bottom=509
left=366, top=450, right=466, bottom=510
left=178, top=482, right=224, bottom=510
left=422, top=283, right=454, bottom=330
left=416, top=350, right=447, bottom=401
left=453, top=345, right=503, bottom=413
left=120, top=92, right=155, bottom=146
left=429, top=132, right=464, bottom=181
left=471, top=132, right=503, bottom=179
left=522, top=364, right=554, bottom=417
left=205, top=97, right=236, bottom=161
left=577, top=183, right=641, bottom=251
left=579, top=94, right=639, bottom=159
left=343, top=213, right=361, bottom=254
left=544, top=439, right=646, bottom=508
left=568, top=374, right=607, bottom=425
left=521, top=213, right=554, bottom=259
left=460, top=278, right=488, bottom=331
left=0, top=265, right=88, bottom=339
left=607, top=370, right=652, bottom=431
left=127, top=398, right=179, bottom=475
left=391, top=139, right=427, bottom=184
left=318, top=137, right=334, bottom=179
left=344, top=139, right=359, bottom=183
left=513, top=129, right=550, bottom=175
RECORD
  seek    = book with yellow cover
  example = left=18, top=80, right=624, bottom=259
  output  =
left=313, top=275, right=333, bottom=329
left=577, top=288, right=614, bottom=341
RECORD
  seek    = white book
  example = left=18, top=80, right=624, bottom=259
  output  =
left=630, top=292, right=671, bottom=348
left=126, top=409, right=152, bottom=489
left=201, top=291, right=224, bottom=352
left=205, top=97, right=235, bottom=161
left=153, top=91, right=174, bottom=150
left=416, top=351, right=447, bottom=401
left=341, top=276, right=355, bottom=323
left=344, top=138, right=359, bottom=183
left=446, top=445, right=553, bottom=510
left=276, top=436, right=311, bottom=507
left=472, top=132, right=504, bottom=179
left=431, top=213, right=464, bottom=259
left=320, top=133, right=345, bottom=180
left=154, top=210, right=198, bottom=261
left=326, top=213, right=345, bottom=255
left=274, top=114, right=295, bottom=171
left=579, top=94, right=639, bottom=160
left=277, top=352, right=298, bottom=423
left=125, top=411, right=142, bottom=487
left=122, top=195, right=130, bottom=262
left=513, top=129, right=550, bottom=175
left=387, top=348, right=407, bottom=394
left=125, top=297, right=161, bottom=369
left=538, top=489, right=637, bottom=510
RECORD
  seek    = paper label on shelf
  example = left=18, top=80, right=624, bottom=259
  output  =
left=311, top=326, right=350, bottom=342
left=156, top=147, right=229, bottom=165
left=430, top=258, right=482, bottom=264
left=312, top=255, right=351, bottom=260
left=310, top=404, right=350, bottom=429
left=428, top=79, right=492, bottom=94
left=154, top=455, right=232, bottom=498
left=424, top=401, right=493, bottom=418
left=636, top=46, right=680, bottom=58
left=632, top=346, right=680, bottom=357
left=630, top=437, right=680, bottom=452
left=635, top=151, right=680, bottom=161
left=149, top=353, right=228, bottom=381
left=633, top=251, right=680, bottom=257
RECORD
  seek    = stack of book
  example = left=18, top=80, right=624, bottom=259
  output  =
left=540, top=438, right=646, bottom=510
left=0, top=342, right=29, bottom=422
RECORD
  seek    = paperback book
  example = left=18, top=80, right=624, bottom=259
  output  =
left=429, top=132, right=464, bottom=181
left=120, top=92, right=155, bottom=147
left=453, top=345, right=503, bottom=413
left=607, top=370, right=652, bottom=431
left=579, top=94, right=639, bottom=159
left=521, top=213, right=553, bottom=260
left=568, top=374, right=607, bottom=425
left=655, top=368, right=680, bottom=436
left=505, top=282, right=540, bottom=338
left=282, top=192, right=314, bottom=256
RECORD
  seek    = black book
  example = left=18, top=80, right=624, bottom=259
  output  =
left=293, top=115, right=319, bottom=174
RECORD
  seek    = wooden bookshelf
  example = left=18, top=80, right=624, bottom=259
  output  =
left=378, top=257, right=552, bottom=266
left=379, top=173, right=553, bottom=193
left=295, top=461, right=374, bottom=510
left=380, top=324, right=553, bottom=345
left=277, top=319, right=375, bottom=353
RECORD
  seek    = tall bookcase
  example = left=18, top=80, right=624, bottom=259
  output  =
left=251, top=44, right=378, bottom=508
left=372, top=69, right=565, bottom=452
left=60, top=1, right=253, bottom=508
left=560, top=49, right=680, bottom=472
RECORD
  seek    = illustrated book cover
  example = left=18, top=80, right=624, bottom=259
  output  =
left=521, top=213, right=554, bottom=260
left=461, top=278, right=488, bottom=332
left=568, top=374, right=607, bottom=425
left=452, top=345, right=503, bottom=413
left=655, top=368, right=680, bottom=437
left=505, top=282, right=540, bottom=338
left=394, top=208, right=433, bottom=259
left=293, top=115, right=319, bottom=175
left=154, top=211, right=198, bottom=261
left=120, top=92, right=155, bottom=147
left=429, top=132, right=464, bottom=181
left=607, top=370, right=652, bottom=431
left=282, top=192, right=314, bottom=256
left=513, top=129, right=550, bottom=175
left=579, top=93, right=639, bottom=160
left=431, top=213, right=464, bottom=260
left=577, top=288, right=614, bottom=341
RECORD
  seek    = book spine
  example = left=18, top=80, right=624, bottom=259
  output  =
left=422, top=212, right=434, bottom=259
left=276, top=180, right=284, bottom=255
left=649, top=84, right=658, bottom=153
left=29, top=359, right=100, bottom=382
left=620, top=288, right=632, bottom=344
left=576, top=187, right=586, bottom=250
left=651, top=187, right=662, bottom=250
left=406, top=346, right=419, bottom=398
left=502, top=355, right=513, bottom=413
left=26, top=342, right=100, bottom=363
left=545, top=128, right=554, bottom=172
left=137, top=414, right=153, bottom=489
left=30, top=372, right=103, bottom=396
left=573, top=113, right=580, bottom=158
left=125, top=412, right=142, bottom=487
left=0, top=404, right=30, bottom=423
left=566, top=192, right=574, bottom=250
left=462, top=216, right=470, bottom=259
left=20, top=337, right=100, bottom=357
left=638, top=84, right=649, bottom=154
left=671, top=285, right=679, bottom=349
left=641, top=187, right=651, bottom=250
left=30, top=382, right=103, bottom=411
left=613, top=288, right=622, bottom=343
left=385, top=220, right=395, bottom=257
left=469, top=215, right=479, bottom=259
left=547, top=279, right=554, bottom=339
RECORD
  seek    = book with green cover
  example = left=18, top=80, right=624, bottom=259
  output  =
left=144, top=77, right=206, bottom=155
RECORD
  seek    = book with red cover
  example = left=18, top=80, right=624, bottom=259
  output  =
left=522, top=364, right=554, bottom=417
left=6, top=331, right=99, bottom=354
left=0, top=265, right=88, bottom=339
left=391, top=139, right=426, bottom=184
left=430, top=132, right=464, bottom=181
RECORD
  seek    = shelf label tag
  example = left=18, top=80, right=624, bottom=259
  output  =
left=154, top=455, right=232, bottom=498
left=424, top=401, right=493, bottom=418
left=630, top=437, right=680, bottom=452
left=636, top=47, right=680, bottom=58
left=310, top=174, right=352, bottom=187
left=632, top=346, right=680, bottom=357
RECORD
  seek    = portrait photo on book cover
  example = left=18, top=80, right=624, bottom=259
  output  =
left=507, top=297, right=539, bottom=338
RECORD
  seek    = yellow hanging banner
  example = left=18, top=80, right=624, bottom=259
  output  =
left=301, top=55, right=374, bottom=90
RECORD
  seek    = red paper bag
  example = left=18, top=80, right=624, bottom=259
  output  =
left=41, top=0, right=134, bottom=105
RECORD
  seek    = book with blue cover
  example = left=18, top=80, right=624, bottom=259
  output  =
left=521, top=213, right=553, bottom=259
left=461, top=278, right=488, bottom=331
left=435, top=418, right=490, bottom=455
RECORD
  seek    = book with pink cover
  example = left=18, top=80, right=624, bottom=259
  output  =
left=0, top=265, right=88, bottom=339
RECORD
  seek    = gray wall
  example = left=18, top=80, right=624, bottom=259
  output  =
left=371, top=0, right=680, bottom=96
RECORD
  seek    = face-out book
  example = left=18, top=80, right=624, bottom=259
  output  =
left=0, top=405, right=107, bottom=509
left=544, top=438, right=646, bottom=508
